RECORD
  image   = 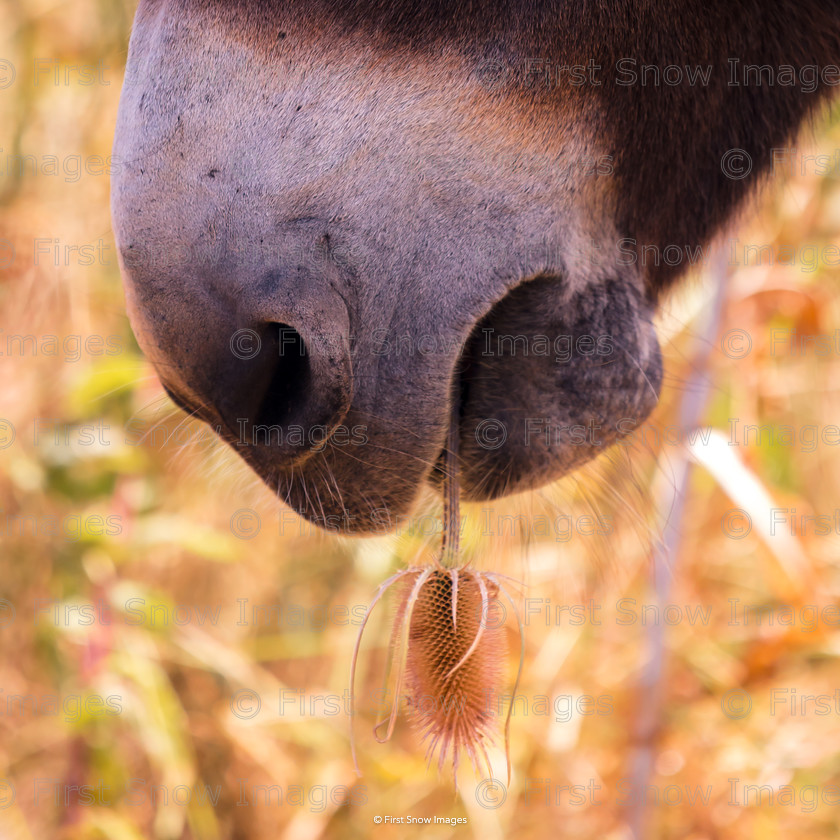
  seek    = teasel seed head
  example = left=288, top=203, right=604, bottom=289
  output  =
left=404, top=567, right=506, bottom=775
left=350, top=563, right=523, bottom=783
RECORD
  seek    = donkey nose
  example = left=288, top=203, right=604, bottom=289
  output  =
left=211, top=280, right=354, bottom=462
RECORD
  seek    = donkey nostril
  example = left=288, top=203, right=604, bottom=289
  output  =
left=192, top=279, right=354, bottom=463
left=224, top=315, right=353, bottom=461
left=254, top=323, right=311, bottom=428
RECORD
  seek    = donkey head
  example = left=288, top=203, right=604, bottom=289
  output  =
left=112, top=0, right=839, bottom=532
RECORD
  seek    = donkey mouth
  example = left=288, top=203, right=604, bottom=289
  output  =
left=156, top=269, right=661, bottom=535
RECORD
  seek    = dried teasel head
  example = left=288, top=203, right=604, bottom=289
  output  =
left=350, top=400, right=522, bottom=780
left=350, top=562, right=523, bottom=781
left=404, top=567, right=507, bottom=774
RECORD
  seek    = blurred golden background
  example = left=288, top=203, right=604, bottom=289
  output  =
left=2, top=2, right=840, bottom=838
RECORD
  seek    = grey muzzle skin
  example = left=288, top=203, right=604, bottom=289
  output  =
left=112, top=2, right=667, bottom=533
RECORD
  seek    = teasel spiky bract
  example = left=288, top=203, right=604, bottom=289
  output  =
left=350, top=412, right=524, bottom=782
